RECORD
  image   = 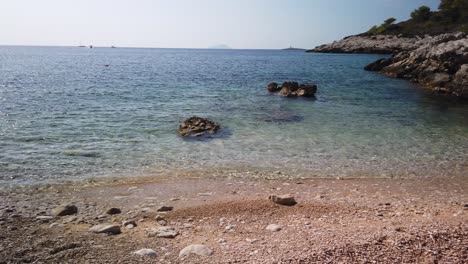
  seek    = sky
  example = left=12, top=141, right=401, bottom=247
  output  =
left=0, top=0, right=441, bottom=49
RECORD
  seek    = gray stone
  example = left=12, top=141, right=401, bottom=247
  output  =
left=89, top=224, right=121, bottom=235
left=52, top=204, right=78, bottom=217
left=133, top=248, right=157, bottom=257
left=266, top=224, right=282, bottom=232
left=179, top=244, right=213, bottom=257
left=148, top=226, right=179, bottom=238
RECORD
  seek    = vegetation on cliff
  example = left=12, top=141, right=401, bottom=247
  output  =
left=366, top=0, right=468, bottom=36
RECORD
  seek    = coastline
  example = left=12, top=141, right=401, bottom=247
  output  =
left=1, top=171, right=467, bottom=263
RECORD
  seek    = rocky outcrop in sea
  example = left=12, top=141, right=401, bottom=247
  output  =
left=307, top=34, right=434, bottom=54
left=365, top=32, right=468, bottom=98
left=267, top=82, right=317, bottom=97
left=310, top=32, right=468, bottom=98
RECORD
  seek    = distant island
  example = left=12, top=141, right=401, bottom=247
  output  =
left=208, top=44, right=232, bottom=49
left=282, top=46, right=306, bottom=51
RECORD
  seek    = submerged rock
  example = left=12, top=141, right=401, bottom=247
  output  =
left=268, top=82, right=317, bottom=97
left=178, top=116, right=221, bottom=137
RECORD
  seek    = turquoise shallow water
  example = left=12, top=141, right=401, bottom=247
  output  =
left=1, top=46, right=467, bottom=185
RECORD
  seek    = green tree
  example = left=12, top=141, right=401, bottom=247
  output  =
left=439, top=0, right=468, bottom=21
left=411, top=6, right=432, bottom=21
left=384, top=18, right=397, bottom=25
left=367, top=18, right=397, bottom=35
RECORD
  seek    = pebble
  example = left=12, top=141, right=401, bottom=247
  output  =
left=106, top=208, right=122, bottom=215
left=128, top=187, right=138, bottom=192
left=155, top=215, right=165, bottom=221
left=52, top=204, right=78, bottom=217
left=148, top=226, right=179, bottom=238
left=179, top=244, right=213, bottom=257
left=63, top=216, right=78, bottom=223
left=269, top=194, right=297, bottom=206
left=133, top=249, right=157, bottom=257
left=266, top=224, right=282, bottom=232
left=49, top=223, right=59, bottom=228
left=89, top=224, right=121, bottom=235
left=36, top=215, right=54, bottom=221
left=157, top=206, right=174, bottom=212
left=198, top=193, right=213, bottom=197
left=123, top=220, right=137, bottom=228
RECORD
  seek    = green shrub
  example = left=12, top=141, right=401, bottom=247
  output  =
left=411, top=6, right=432, bottom=21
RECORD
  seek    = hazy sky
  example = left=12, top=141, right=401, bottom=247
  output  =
left=1, top=0, right=440, bottom=49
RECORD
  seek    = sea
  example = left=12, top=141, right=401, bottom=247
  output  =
left=1, top=46, right=467, bottom=185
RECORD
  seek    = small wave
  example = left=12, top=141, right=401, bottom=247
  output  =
left=63, top=151, right=100, bottom=158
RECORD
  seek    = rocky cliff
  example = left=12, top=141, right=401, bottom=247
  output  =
left=364, top=32, right=468, bottom=98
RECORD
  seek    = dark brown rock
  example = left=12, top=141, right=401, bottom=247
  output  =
left=269, top=194, right=297, bottom=206
left=52, top=204, right=78, bottom=217
left=178, top=116, right=220, bottom=137
left=269, top=82, right=317, bottom=97
left=106, top=208, right=121, bottom=215
left=267, top=82, right=280, bottom=92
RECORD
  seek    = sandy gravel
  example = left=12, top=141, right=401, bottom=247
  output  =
left=0, top=172, right=467, bottom=263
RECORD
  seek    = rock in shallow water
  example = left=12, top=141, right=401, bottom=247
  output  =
left=179, top=244, right=213, bottom=257
left=52, top=204, right=78, bottom=217
left=268, top=82, right=317, bottom=97
left=178, top=116, right=220, bottom=137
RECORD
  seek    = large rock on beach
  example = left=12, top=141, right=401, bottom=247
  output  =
left=52, top=204, right=78, bottom=217
left=178, top=116, right=220, bottom=137
left=268, top=82, right=317, bottom=97
left=365, top=32, right=468, bottom=98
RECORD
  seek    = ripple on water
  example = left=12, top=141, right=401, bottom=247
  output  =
left=0, top=46, right=467, bottom=185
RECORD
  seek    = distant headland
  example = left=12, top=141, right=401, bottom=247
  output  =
left=208, top=44, right=232, bottom=49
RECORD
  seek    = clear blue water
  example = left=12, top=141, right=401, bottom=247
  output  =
left=1, top=46, right=467, bottom=185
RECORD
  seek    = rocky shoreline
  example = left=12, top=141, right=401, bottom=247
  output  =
left=309, top=32, right=468, bottom=99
